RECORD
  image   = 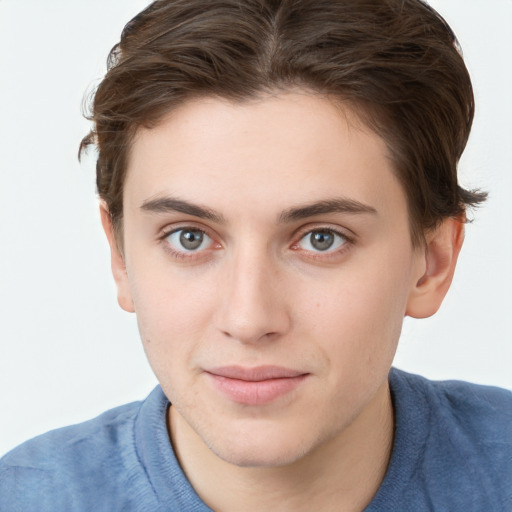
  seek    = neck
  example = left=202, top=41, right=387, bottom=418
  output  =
left=169, top=382, right=394, bottom=512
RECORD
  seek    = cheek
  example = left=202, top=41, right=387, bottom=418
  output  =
left=127, top=267, right=216, bottom=377
left=304, top=251, right=414, bottom=373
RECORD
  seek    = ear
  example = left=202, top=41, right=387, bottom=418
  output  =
left=99, top=203, right=135, bottom=313
left=405, top=217, right=465, bottom=319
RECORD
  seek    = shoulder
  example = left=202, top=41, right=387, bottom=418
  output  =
left=0, top=394, right=158, bottom=511
left=391, top=368, right=512, bottom=442
left=386, top=369, right=512, bottom=510
left=2, top=399, right=139, bottom=464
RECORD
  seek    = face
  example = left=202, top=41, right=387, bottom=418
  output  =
left=116, top=91, right=428, bottom=467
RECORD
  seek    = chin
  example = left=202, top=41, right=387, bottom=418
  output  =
left=201, top=421, right=319, bottom=469
left=210, top=442, right=309, bottom=468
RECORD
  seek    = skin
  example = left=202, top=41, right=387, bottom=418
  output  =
left=102, top=91, right=464, bottom=511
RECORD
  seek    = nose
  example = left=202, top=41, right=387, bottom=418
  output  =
left=214, top=247, right=291, bottom=344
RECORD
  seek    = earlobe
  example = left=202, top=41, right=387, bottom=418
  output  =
left=405, top=217, right=465, bottom=319
left=99, top=204, right=135, bottom=313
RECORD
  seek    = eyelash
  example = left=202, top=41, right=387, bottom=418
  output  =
left=291, top=227, right=354, bottom=260
left=158, top=225, right=354, bottom=262
left=159, top=225, right=219, bottom=261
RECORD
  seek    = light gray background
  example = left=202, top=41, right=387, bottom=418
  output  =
left=1, top=1, right=511, bottom=456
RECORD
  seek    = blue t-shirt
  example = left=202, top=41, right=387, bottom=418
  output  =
left=1, top=369, right=511, bottom=511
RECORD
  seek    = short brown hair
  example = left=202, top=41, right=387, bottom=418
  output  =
left=80, top=0, right=486, bottom=245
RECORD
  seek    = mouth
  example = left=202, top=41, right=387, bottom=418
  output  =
left=204, top=365, right=309, bottom=405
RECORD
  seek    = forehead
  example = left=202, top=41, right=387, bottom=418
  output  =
left=124, top=92, right=406, bottom=223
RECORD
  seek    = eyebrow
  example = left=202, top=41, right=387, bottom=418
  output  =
left=140, top=195, right=377, bottom=224
left=278, top=198, right=378, bottom=223
left=140, top=196, right=226, bottom=224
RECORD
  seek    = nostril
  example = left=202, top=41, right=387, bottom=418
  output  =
left=220, top=328, right=279, bottom=344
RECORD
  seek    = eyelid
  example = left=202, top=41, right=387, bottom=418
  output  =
left=156, top=222, right=354, bottom=262
left=291, top=223, right=356, bottom=244
left=290, top=224, right=355, bottom=258
left=158, top=223, right=222, bottom=260
left=158, top=221, right=218, bottom=242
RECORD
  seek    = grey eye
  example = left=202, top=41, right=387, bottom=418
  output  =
left=180, top=229, right=204, bottom=250
left=310, top=231, right=334, bottom=251
left=297, top=229, right=347, bottom=253
left=167, top=229, right=211, bottom=252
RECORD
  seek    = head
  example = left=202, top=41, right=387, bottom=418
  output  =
left=81, top=0, right=485, bottom=248
left=80, top=0, right=485, bottom=468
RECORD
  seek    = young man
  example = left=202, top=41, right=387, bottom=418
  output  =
left=1, top=0, right=510, bottom=510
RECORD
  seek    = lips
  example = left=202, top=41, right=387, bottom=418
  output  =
left=205, top=365, right=308, bottom=405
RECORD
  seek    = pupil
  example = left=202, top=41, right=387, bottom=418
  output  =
left=180, top=230, right=203, bottom=250
left=311, top=231, right=334, bottom=251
